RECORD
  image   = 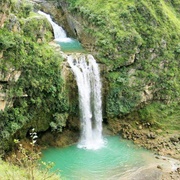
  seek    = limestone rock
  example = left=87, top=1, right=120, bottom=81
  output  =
left=131, top=168, right=162, bottom=180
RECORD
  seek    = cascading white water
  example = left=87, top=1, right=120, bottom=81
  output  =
left=68, top=54, right=104, bottom=150
left=38, top=10, right=71, bottom=42
left=38, top=10, right=104, bottom=149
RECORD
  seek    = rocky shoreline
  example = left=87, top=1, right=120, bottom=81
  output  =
left=121, top=124, right=180, bottom=160
left=121, top=155, right=180, bottom=180
left=6, top=124, right=179, bottom=180
left=38, top=127, right=180, bottom=180
left=106, top=119, right=180, bottom=180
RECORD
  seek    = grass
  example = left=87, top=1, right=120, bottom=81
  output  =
left=0, top=159, right=60, bottom=180
left=139, top=102, right=180, bottom=132
left=160, top=0, right=180, bottom=28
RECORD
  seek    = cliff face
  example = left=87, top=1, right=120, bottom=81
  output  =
left=0, top=0, right=70, bottom=152
left=55, top=0, right=180, bottom=131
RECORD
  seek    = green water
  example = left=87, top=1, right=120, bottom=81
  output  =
left=41, top=136, right=155, bottom=180
left=56, top=38, right=84, bottom=52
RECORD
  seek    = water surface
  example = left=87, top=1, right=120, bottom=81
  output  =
left=41, top=136, right=156, bottom=180
left=56, top=38, right=84, bottom=52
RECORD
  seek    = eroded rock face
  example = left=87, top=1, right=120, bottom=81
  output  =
left=0, top=1, right=54, bottom=111
left=34, top=0, right=96, bottom=52
left=33, top=0, right=72, bottom=35
left=0, top=1, right=10, bottom=28
left=0, top=69, right=21, bottom=110
left=0, top=0, right=71, bottom=152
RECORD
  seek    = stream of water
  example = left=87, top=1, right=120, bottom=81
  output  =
left=38, top=10, right=84, bottom=52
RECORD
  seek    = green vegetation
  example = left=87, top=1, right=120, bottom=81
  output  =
left=106, top=69, right=142, bottom=117
left=0, top=159, right=59, bottom=180
left=0, top=0, right=179, bottom=153
left=67, top=0, right=179, bottom=65
left=66, top=0, right=180, bottom=130
left=0, top=129, right=60, bottom=180
left=0, top=0, right=69, bottom=152
left=0, top=0, right=179, bottom=176
left=139, top=101, right=180, bottom=131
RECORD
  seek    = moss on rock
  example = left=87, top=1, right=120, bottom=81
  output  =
left=0, top=0, right=69, bottom=153
left=65, top=0, right=180, bottom=130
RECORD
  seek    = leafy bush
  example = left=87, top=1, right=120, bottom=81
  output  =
left=0, top=1, right=69, bottom=152
left=0, top=129, right=60, bottom=180
left=50, top=113, right=68, bottom=132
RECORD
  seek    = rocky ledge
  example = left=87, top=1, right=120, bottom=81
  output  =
left=121, top=124, right=180, bottom=160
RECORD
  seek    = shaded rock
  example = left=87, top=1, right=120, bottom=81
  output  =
left=177, top=167, right=180, bottom=174
left=157, top=165, right=163, bottom=170
left=170, top=136, right=179, bottom=143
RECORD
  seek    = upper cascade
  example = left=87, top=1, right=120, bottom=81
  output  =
left=38, top=10, right=71, bottom=42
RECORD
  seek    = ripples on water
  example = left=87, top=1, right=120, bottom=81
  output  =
left=41, top=136, right=156, bottom=180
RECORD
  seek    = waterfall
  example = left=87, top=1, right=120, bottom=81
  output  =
left=38, top=10, right=71, bottom=42
left=38, top=10, right=104, bottom=150
left=68, top=54, right=104, bottom=150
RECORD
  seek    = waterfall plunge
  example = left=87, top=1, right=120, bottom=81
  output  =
left=68, top=54, right=104, bottom=150
left=38, top=10, right=104, bottom=150
left=38, top=10, right=71, bottom=42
